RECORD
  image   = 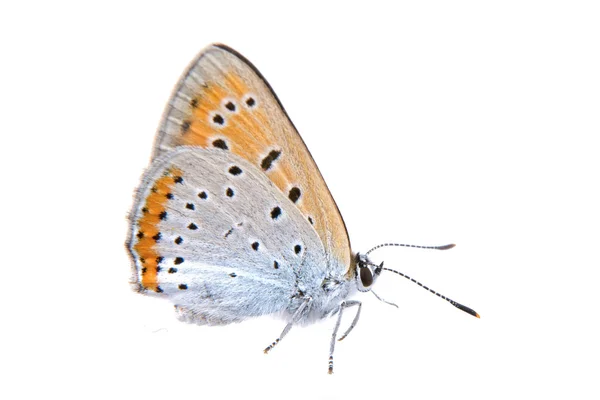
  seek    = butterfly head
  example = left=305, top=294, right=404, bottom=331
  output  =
left=354, top=253, right=383, bottom=292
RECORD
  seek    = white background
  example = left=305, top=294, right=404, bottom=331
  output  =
left=2, top=1, right=599, bottom=399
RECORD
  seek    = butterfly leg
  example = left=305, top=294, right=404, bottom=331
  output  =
left=264, top=297, right=312, bottom=354
left=337, top=301, right=362, bottom=342
left=328, top=300, right=361, bottom=374
left=371, top=290, right=399, bottom=308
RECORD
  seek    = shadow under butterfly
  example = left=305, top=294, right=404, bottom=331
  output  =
left=126, top=43, right=479, bottom=374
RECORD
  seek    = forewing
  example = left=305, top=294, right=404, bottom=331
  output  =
left=153, top=44, right=352, bottom=273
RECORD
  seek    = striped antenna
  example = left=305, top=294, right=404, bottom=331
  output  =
left=367, top=261, right=480, bottom=318
left=365, top=243, right=455, bottom=256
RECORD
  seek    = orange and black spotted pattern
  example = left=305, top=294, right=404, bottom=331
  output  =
left=161, top=65, right=352, bottom=274
left=133, top=167, right=182, bottom=292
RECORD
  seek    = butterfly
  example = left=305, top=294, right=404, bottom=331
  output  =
left=127, top=43, right=479, bottom=374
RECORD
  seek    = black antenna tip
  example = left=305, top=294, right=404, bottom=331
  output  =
left=438, top=243, right=456, bottom=250
left=453, top=302, right=480, bottom=318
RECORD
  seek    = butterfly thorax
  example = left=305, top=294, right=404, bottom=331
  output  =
left=286, top=256, right=357, bottom=324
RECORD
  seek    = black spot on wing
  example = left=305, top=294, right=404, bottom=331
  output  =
left=288, top=187, right=301, bottom=203
left=261, top=150, right=281, bottom=171
left=271, top=206, right=282, bottom=220
left=213, top=114, right=225, bottom=125
left=229, top=166, right=242, bottom=176
left=213, top=139, right=228, bottom=150
left=181, top=120, right=191, bottom=134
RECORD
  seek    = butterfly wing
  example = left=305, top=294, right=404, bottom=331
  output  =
left=128, top=147, right=328, bottom=325
left=152, top=44, right=352, bottom=273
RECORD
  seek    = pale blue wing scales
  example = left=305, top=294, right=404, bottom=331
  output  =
left=132, top=147, right=328, bottom=325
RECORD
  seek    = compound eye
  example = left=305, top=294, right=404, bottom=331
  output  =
left=360, top=267, right=373, bottom=288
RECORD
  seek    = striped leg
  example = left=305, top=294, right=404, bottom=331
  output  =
left=264, top=297, right=312, bottom=354
left=328, top=300, right=361, bottom=374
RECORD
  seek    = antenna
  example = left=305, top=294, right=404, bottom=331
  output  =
left=367, top=261, right=480, bottom=318
left=365, top=243, right=455, bottom=256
